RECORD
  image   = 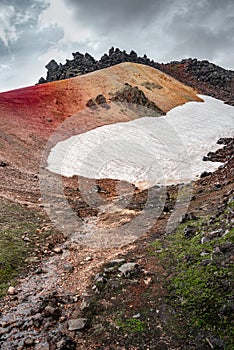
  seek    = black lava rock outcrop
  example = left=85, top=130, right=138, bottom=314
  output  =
left=110, top=83, right=165, bottom=115
left=161, top=58, right=234, bottom=105
left=202, top=137, right=234, bottom=163
left=86, top=94, right=110, bottom=110
left=37, top=47, right=234, bottom=106
left=85, top=84, right=164, bottom=116
left=37, top=47, right=160, bottom=84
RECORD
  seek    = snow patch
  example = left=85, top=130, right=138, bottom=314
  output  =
left=47, top=95, right=234, bottom=189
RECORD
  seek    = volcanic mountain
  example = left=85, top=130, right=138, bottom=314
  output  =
left=0, top=62, right=200, bottom=202
left=0, top=53, right=233, bottom=350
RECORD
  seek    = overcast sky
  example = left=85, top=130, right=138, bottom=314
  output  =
left=0, top=0, right=234, bottom=92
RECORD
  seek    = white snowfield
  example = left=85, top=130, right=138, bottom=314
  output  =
left=47, top=95, right=234, bottom=189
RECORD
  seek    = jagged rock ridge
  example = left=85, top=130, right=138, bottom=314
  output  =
left=38, top=47, right=160, bottom=84
left=38, top=47, right=234, bottom=106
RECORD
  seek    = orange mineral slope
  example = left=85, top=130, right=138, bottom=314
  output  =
left=0, top=62, right=201, bottom=201
left=0, top=62, right=201, bottom=136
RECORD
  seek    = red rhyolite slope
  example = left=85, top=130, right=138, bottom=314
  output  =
left=0, top=62, right=200, bottom=202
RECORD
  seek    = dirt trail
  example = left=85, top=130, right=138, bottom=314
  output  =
left=0, top=203, right=137, bottom=349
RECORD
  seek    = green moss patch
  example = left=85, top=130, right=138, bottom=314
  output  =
left=116, top=318, right=145, bottom=333
left=150, top=200, right=234, bottom=349
left=0, top=199, right=62, bottom=297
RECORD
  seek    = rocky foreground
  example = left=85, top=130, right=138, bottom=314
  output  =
left=0, top=138, right=233, bottom=350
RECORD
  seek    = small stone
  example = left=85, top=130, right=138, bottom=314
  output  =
left=95, top=273, right=107, bottom=284
left=24, top=337, right=35, bottom=347
left=86, top=99, right=97, bottom=109
left=68, top=243, right=78, bottom=251
left=85, top=256, right=93, bottom=261
left=213, top=246, right=221, bottom=255
left=80, top=299, right=90, bottom=310
left=200, top=251, right=209, bottom=256
left=53, top=247, right=63, bottom=254
left=201, top=236, right=211, bottom=244
left=64, top=263, right=74, bottom=272
left=0, top=161, right=8, bottom=167
left=35, top=268, right=45, bottom=274
left=222, top=229, right=230, bottom=237
left=44, top=305, right=60, bottom=319
left=220, top=242, right=232, bottom=252
left=208, top=229, right=222, bottom=239
left=24, top=237, right=31, bottom=243
left=200, top=171, right=211, bottom=178
left=59, top=316, right=67, bottom=322
left=200, top=259, right=211, bottom=266
left=107, top=258, right=126, bottom=267
left=72, top=295, right=79, bottom=302
left=95, top=94, right=107, bottom=105
left=7, top=286, right=17, bottom=295
left=184, top=225, right=196, bottom=238
left=68, top=318, right=88, bottom=331
left=33, top=313, right=43, bottom=328
left=144, top=277, right=152, bottom=285
left=214, top=183, right=222, bottom=189
left=118, top=262, right=139, bottom=276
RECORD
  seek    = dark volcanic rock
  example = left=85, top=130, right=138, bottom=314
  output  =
left=200, top=171, right=212, bottom=178
left=86, top=99, right=97, bottom=110
left=161, top=58, right=234, bottom=106
left=37, top=47, right=161, bottom=85
left=184, top=225, right=197, bottom=239
left=111, top=83, right=165, bottom=115
left=0, top=161, right=8, bottom=167
left=95, top=94, right=110, bottom=109
left=203, top=137, right=234, bottom=164
left=37, top=48, right=234, bottom=107
left=95, top=94, right=107, bottom=105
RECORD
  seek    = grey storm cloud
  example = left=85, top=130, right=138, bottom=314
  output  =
left=164, top=0, right=234, bottom=67
left=0, top=0, right=64, bottom=90
left=64, top=0, right=234, bottom=66
left=0, top=0, right=234, bottom=91
left=0, top=0, right=61, bottom=55
left=65, top=0, right=234, bottom=31
left=66, top=0, right=166, bottom=27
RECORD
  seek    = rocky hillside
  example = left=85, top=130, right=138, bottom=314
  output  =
left=162, top=58, right=234, bottom=105
left=38, top=47, right=234, bottom=105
